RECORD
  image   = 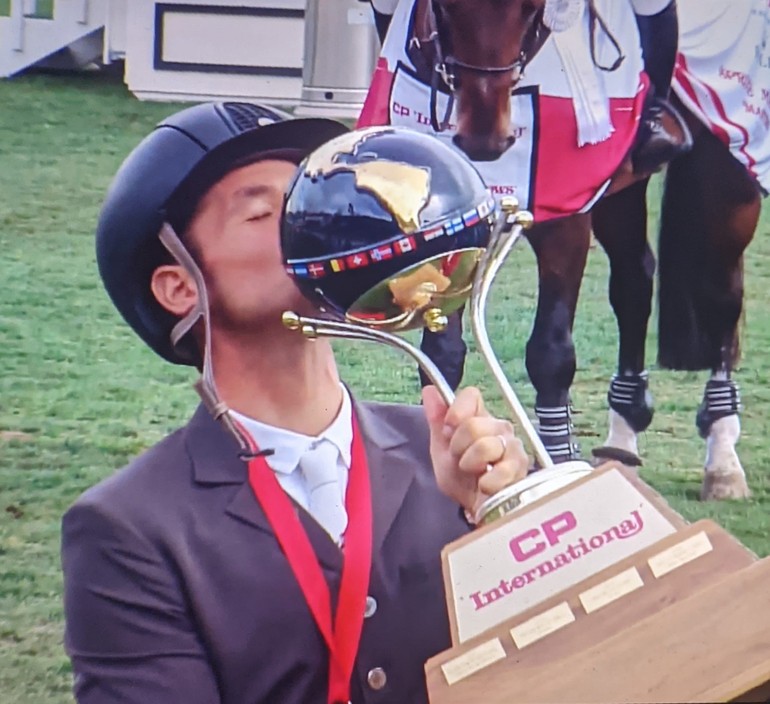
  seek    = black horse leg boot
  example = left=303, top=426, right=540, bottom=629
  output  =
left=631, top=1, right=692, bottom=174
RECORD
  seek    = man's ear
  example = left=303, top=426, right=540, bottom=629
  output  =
left=150, top=264, right=199, bottom=317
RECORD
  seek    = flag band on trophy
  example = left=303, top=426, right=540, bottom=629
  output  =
left=285, top=196, right=496, bottom=279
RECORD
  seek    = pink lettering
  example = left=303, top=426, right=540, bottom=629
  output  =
left=720, top=66, right=754, bottom=97
left=617, top=510, right=644, bottom=538
left=470, top=591, right=486, bottom=611
left=469, top=509, right=649, bottom=611
left=392, top=101, right=410, bottom=117
left=588, top=535, right=605, bottom=549
left=509, top=528, right=545, bottom=562
left=542, top=511, right=577, bottom=546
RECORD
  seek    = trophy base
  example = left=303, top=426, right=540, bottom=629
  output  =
left=427, top=462, right=770, bottom=703
left=476, top=460, right=594, bottom=524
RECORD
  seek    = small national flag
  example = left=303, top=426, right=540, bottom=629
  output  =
left=284, top=264, right=295, bottom=275
left=307, top=262, right=326, bottom=278
left=477, top=199, right=493, bottom=219
left=293, top=264, right=309, bottom=277
left=441, top=253, right=461, bottom=277
left=462, top=208, right=480, bottom=227
left=370, top=244, right=393, bottom=262
left=423, top=225, right=444, bottom=241
left=444, top=217, right=464, bottom=236
left=329, top=258, right=345, bottom=273
left=394, top=236, right=416, bottom=255
left=354, top=310, right=387, bottom=321
left=346, top=252, right=369, bottom=269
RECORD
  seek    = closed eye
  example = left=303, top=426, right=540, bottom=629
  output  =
left=245, top=209, right=272, bottom=222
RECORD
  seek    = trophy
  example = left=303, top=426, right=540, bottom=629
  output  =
left=281, top=125, right=593, bottom=526
left=281, top=126, right=770, bottom=702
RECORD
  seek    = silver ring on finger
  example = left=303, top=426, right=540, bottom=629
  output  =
left=497, top=434, right=507, bottom=460
left=485, top=435, right=507, bottom=473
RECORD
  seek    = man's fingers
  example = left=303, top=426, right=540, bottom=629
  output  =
left=421, top=384, right=449, bottom=429
left=428, top=386, right=532, bottom=517
left=442, top=387, right=487, bottom=437
left=477, top=437, right=529, bottom=496
left=456, top=433, right=508, bottom=473
left=449, top=417, right=511, bottom=462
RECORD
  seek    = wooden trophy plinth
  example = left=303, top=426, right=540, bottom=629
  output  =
left=425, top=463, right=770, bottom=703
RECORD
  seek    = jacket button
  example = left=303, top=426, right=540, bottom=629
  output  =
left=367, top=667, right=387, bottom=690
left=364, top=595, right=377, bottom=618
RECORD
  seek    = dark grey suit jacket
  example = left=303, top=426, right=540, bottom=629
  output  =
left=62, top=398, right=469, bottom=703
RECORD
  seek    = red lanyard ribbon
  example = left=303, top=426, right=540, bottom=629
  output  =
left=241, top=416, right=373, bottom=704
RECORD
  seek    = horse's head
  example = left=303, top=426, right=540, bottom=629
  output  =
left=426, top=0, right=548, bottom=161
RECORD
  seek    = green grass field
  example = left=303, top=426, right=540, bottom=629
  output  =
left=1, top=72, right=769, bottom=702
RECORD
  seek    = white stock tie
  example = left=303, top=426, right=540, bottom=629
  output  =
left=299, top=440, right=348, bottom=544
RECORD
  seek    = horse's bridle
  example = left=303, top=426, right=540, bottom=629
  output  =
left=411, top=0, right=548, bottom=132
left=410, top=0, right=624, bottom=134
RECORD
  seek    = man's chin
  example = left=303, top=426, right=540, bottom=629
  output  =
left=252, top=298, right=325, bottom=330
left=292, top=297, right=329, bottom=319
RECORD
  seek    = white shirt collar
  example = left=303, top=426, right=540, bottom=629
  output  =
left=229, top=385, right=353, bottom=474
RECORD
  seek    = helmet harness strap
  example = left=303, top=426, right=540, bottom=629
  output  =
left=158, top=223, right=256, bottom=457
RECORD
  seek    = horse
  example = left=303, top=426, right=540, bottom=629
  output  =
left=361, top=0, right=764, bottom=500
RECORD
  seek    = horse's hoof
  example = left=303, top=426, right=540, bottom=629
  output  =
left=700, top=472, right=751, bottom=501
left=591, top=445, right=642, bottom=467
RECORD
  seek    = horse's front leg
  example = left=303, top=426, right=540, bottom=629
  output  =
left=525, top=213, right=591, bottom=463
left=590, top=178, right=655, bottom=466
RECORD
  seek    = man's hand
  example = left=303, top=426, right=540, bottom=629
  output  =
left=422, top=385, right=530, bottom=519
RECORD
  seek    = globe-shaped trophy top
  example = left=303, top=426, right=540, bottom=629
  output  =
left=281, top=126, right=496, bottom=331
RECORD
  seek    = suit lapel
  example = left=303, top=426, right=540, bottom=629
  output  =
left=184, top=405, right=271, bottom=537
left=186, top=397, right=424, bottom=566
left=187, top=404, right=343, bottom=569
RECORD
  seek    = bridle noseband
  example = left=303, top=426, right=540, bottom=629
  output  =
left=411, top=0, right=546, bottom=132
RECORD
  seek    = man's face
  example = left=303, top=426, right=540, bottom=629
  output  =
left=185, top=159, right=312, bottom=331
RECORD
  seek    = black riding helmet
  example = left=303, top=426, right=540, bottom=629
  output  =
left=95, top=102, right=349, bottom=365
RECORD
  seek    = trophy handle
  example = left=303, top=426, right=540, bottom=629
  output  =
left=470, top=198, right=554, bottom=470
left=282, top=312, right=457, bottom=405
left=469, top=199, right=594, bottom=524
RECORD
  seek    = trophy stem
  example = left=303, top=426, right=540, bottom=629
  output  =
left=282, top=313, right=457, bottom=405
left=470, top=210, right=554, bottom=470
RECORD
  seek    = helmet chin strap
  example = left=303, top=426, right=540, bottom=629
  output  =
left=158, top=223, right=254, bottom=456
